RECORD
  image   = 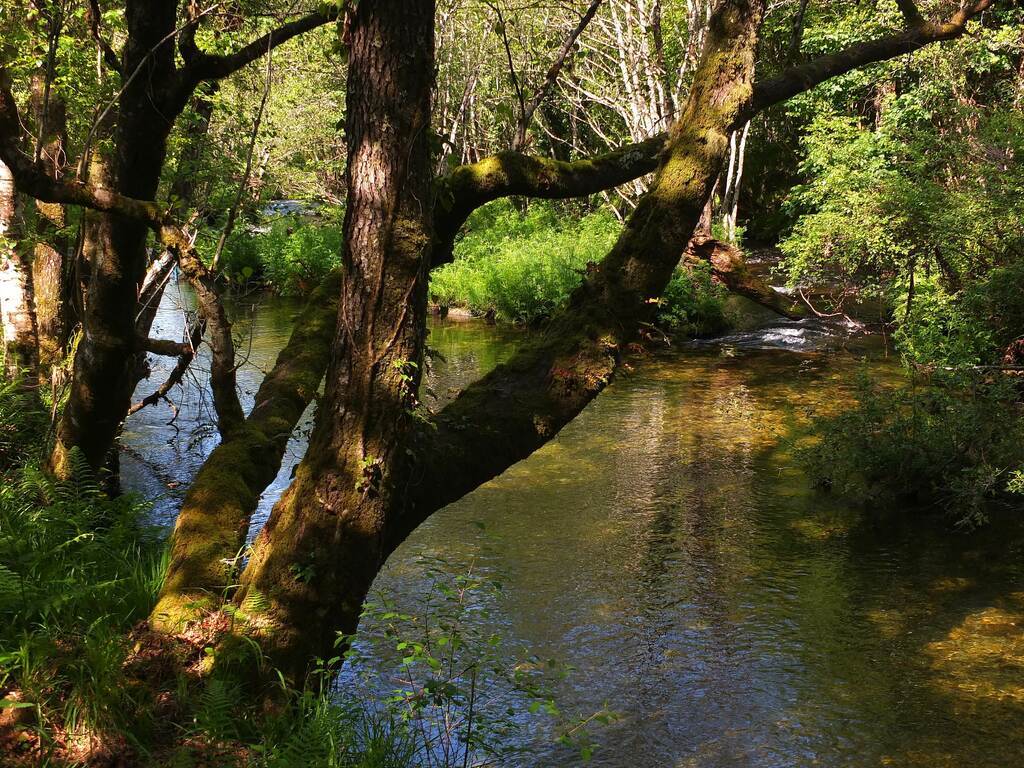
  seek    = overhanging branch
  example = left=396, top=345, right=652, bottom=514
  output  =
left=173, top=4, right=341, bottom=102
left=749, top=0, right=996, bottom=117
left=433, top=133, right=667, bottom=265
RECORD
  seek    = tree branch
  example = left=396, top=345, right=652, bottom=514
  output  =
left=512, top=0, right=604, bottom=151
left=749, top=0, right=996, bottom=116
left=433, top=133, right=667, bottom=265
left=138, top=336, right=193, bottom=357
left=86, top=0, right=124, bottom=75
left=895, top=0, right=926, bottom=28
left=173, top=4, right=340, bottom=101
left=151, top=271, right=341, bottom=630
left=129, top=318, right=205, bottom=416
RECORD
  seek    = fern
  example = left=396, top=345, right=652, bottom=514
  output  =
left=241, top=587, right=270, bottom=616
left=195, top=678, right=239, bottom=741
left=0, top=562, right=24, bottom=611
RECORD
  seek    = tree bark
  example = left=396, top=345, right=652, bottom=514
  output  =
left=0, top=159, right=38, bottom=378
left=49, top=0, right=182, bottom=477
left=231, top=0, right=437, bottom=683
left=1, top=2, right=340, bottom=476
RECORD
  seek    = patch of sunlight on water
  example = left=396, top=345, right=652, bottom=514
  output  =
left=123, top=285, right=1024, bottom=768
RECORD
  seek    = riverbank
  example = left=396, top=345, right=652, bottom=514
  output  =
left=119, top=289, right=1024, bottom=767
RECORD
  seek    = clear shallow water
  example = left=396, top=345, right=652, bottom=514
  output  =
left=124, top=284, right=1024, bottom=767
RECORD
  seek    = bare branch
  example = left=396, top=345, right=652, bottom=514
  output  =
left=138, top=336, right=193, bottom=357
left=512, top=0, right=604, bottom=151
left=129, top=318, right=205, bottom=416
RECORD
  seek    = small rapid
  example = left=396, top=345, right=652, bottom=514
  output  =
left=687, top=317, right=838, bottom=352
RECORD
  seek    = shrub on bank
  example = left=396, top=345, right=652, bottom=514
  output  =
left=429, top=201, right=620, bottom=323
left=800, top=371, right=1024, bottom=529
left=656, top=262, right=729, bottom=337
left=219, top=215, right=343, bottom=296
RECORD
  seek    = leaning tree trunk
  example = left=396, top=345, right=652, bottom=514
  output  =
left=217, top=0, right=764, bottom=686
left=229, top=0, right=437, bottom=683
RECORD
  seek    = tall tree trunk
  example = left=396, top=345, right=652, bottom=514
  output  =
left=0, top=159, right=38, bottom=378
left=50, top=1, right=180, bottom=477
left=233, top=0, right=437, bottom=683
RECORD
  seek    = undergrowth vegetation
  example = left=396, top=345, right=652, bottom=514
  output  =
left=0, top=383, right=608, bottom=766
left=429, top=201, right=619, bottom=323
left=801, top=372, right=1024, bottom=529
left=430, top=200, right=728, bottom=332
left=217, top=213, right=343, bottom=296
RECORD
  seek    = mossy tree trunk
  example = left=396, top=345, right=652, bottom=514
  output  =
left=0, top=0, right=997, bottom=692
left=231, top=0, right=438, bottom=682
left=35, top=0, right=340, bottom=477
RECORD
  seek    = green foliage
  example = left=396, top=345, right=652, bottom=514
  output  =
left=430, top=201, right=620, bottom=323
left=893, top=262, right=1024, bottom=367
left=800, top=371, right=1024, bottom=529
left=0, top=452, right=166, bottom=742
left=656, top=262, right=729, bottom=337
left=0, top=378, right=48, bottom=472
left=219, top=216, right=343, bottom=295
left=430, top=200, right=727, bottom=333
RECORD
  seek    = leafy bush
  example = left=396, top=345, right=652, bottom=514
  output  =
left=799, top=371, right=1024, bottom=528
left=430, top=200, right=728, bottom=332
left=656, top=262, right=729, bottom=337
left=220, top=216, right=343, bottom=296
left=894, top=263, right=1024, bottom=367
left=430, top=201, right=620, bottom=323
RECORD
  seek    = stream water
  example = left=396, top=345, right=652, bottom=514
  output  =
left=123, top=286, right=1024, bottom=767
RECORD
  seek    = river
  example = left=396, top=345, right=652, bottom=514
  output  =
left=123, top=285, right=1024, bottom=767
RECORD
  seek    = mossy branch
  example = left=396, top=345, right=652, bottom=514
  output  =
left=151, top=270, right=341, bottom=632
left=433, top=134, right=667, bottom=266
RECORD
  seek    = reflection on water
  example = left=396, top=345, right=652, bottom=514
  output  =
left=123, top=284, right=1024, bottom=767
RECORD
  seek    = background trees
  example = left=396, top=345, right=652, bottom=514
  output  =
left=0, top=0, right=1020, bottom=762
